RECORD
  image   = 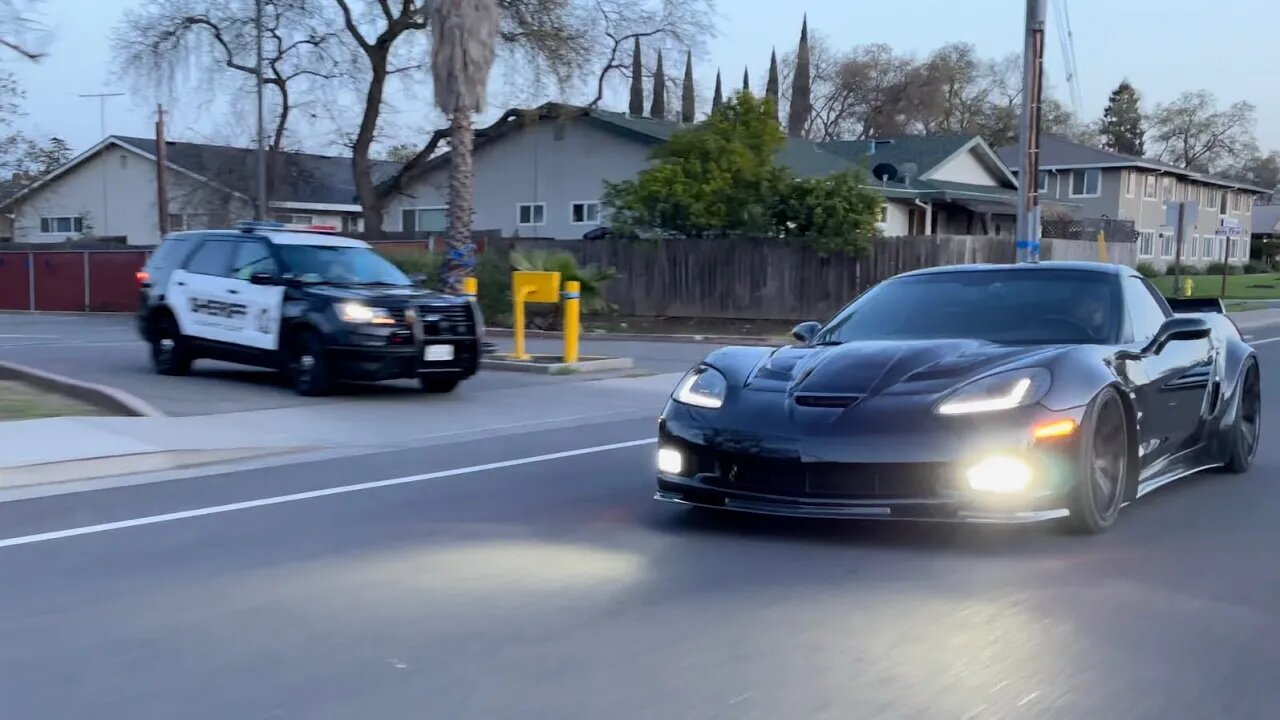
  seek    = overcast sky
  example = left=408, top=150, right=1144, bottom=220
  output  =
left=6, top=0, right=1276, bottom=157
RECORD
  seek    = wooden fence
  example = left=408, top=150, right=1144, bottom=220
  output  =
left=489, top=234, right=1133, bottom=321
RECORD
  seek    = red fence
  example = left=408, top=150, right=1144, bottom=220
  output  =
left=0, top=251, right=149, bottom=312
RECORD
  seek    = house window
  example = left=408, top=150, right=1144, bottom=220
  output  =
left=1124, top=170, right=1136, bottom=197
left=167, top=214, right=187, bottom=232
left=1198, top=234, right=1212, bottom=259
left=570, top=201, right=601, bottom=225
left=517, top=202, right=546, bottom=226
left=342, top=215, right=364, bottom=234
left=39, top=216, right=84, bottom=234
left=1159, top=231, right=1175, bottom=258
left=1137, top=230, right=1156, bottom=257
left=1162, top=177, right=1175, bottom=202
left=400, top=207, right=446, bottom=233
left=1219, top=189, right=1229, bottom=216
left=1070, top=169, right=1101, bottom=197
left=1245, top=196, right=1253, bottom=214
left=272, top=213, right=314, bottom=225
left=1037, top=171, right=1050, bottom=194
left=1143, top=174, right=1158, bottom=200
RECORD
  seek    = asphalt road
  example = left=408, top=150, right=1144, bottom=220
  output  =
left=0, top=313, right=711, bottom=415
left=3, top=334, right=1280, bottom=718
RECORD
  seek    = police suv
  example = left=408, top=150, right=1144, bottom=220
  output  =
left=136, top=221, right=483, bottom=396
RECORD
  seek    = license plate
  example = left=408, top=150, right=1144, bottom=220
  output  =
left=424, top=344, right=455, bottom=361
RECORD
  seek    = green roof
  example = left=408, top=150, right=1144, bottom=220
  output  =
left=821, top=136, right=975, bottom=177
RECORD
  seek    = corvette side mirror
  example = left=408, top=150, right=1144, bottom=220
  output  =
left=1145, top=316, right=1211, bottom=355
left=792, top=321, right=822, bottom=344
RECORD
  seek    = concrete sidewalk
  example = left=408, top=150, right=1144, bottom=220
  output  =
left=0, top=372, right=680, bottom=494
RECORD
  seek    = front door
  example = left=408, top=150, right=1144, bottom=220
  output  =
left=229, top=239, right=286, bottom=351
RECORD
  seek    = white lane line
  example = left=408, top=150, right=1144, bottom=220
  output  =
left=1251, top=336, right=1280, bottom=345
left=0, top=438, right=656, bottom=550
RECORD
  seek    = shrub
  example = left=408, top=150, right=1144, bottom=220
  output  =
left=381, top=249, right=513, bottom=325
left=510, top=248, right=618, bottom=330
left=1244, top=260, right=1271, bottom=274
left=1204, top=262, right=1244, bottom=276
left=1136, top=262, right=1160, bottom=278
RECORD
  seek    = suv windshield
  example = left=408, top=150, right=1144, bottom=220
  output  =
left=814, top=269, right=1123, bottom=346
left=276, top=244, right=412, bottom=286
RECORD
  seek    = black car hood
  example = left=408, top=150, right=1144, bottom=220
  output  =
left=743, top=339, right=1063, bottom=399
left=303, top=284, right=463, bottom=305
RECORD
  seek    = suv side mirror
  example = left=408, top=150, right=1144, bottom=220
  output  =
left=249, top=272, right=278, bottom=286
left=1145, top=315, right=1212, bottom=355
left=791, top=321, right=822, bottom=344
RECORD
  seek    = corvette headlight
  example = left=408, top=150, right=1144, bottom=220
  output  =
left=337, top=302, right=395, bottom=325
left=935, top=368, right=1051, bottom=416
left=672, top=366, right=728, bottom=409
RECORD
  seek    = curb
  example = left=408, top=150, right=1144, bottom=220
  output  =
left=480, top=355, right=636, bottom=375
left=485, top=327, right=785, bottom=347
left=0, top=360, right=165, bottom=418
left=0, top=447, right=299, bottom=491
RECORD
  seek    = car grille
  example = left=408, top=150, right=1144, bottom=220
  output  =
left=793, top=393, right=863, bottom=409
left=708, top=454, right=956, bottom=500
left=392, top=303, right=475, bottom=338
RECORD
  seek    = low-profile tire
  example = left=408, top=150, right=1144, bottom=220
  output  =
left=1221, top=359, right=1261, bottom=474
left=288, top=330, right=334, bottom=397
left=418, top=376, right=460, bottom=394
left=150, top=314, right=192, bottom=376
left=1063, top=386, right=1130, bottom=535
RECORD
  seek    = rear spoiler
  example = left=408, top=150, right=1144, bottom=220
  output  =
left=1164, top=297, right=1225, bottom=314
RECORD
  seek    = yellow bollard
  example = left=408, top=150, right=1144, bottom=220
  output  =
left=562, top=280, right=581, bottom=363
left=461, top=275, right=477, bottom=300
left=513, top=286, right=535, bottom=361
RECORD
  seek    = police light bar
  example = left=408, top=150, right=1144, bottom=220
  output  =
left=236, top=220, right=339, bottom=233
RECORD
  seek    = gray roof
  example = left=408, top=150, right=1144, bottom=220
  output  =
left=821, top=136, right=974, bottom=176
left=997, top=135, right=1270, bottom=193
left=112, top=136, right=401, bottom=206
left=1253, top=204, right=1280, bottom=235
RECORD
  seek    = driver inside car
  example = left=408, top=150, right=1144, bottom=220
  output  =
left=1072, top=284, right=1112, bottom=341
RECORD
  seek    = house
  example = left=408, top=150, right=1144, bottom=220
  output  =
left=998, top=136, right=1269, bottom=268
left=386, top=103, right=1034, bottom=240
left=1250, top=203, right=1280, bottom=265
left=0, top=136, right=400, bottom=245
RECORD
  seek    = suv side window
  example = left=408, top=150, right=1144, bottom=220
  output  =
left=184, top=238, right=237, bottom=277
left=231, top=240, right=278, bottom=280
left=144, top=236, right=194, bottom=275
left=1124, top=276, right=1170, bottom=343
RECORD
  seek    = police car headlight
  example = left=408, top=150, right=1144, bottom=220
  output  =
left=338, top=302, right=395, bottom=325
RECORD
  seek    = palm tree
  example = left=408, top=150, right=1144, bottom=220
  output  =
left=429, top=0, right=501, bottom=294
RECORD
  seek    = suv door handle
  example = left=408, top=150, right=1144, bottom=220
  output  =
left=176, top=281, right=186, bottom=287
left=227, top=289, right=240, bottom=295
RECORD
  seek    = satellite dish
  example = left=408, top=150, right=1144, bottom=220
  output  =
left=900, top=162, right=918, bottom=179
left=871, top=163, right=898, bottom=183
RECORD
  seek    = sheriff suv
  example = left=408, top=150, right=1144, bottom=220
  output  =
left=136, top=221, right=483, bottom=396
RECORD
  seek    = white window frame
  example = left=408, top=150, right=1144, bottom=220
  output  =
left=400, top=205, right=447, bottom=233
left=1069, top=169, right=1101, bottom=198
left=168, top=213, right=188, bottom=232
left=569, top=200, right=602, bottom=225
left=1245, top=196, right=1253, bottom=215
left=1143, top=174, right=1158, bottom=200
left=517, top=202, right=546, bottom=226
left=1037, top=171, right=1050, bottom=195
left=1124, top=170, right=1136, bottom=198
left=1137, top=229, right=1156, bottom=258
left=1158, top=231, right=1175, bottom=259
left=1162, top=176, right=1175, bottom=202
left=39, top=215, right=85, bottom=235
left=272, top=213, right=314, bottom=225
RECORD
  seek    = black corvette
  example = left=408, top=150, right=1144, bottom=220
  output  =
left=655, top=261, right=1261, bottom=533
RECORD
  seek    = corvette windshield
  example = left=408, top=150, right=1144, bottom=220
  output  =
left=276, top=244, right=412, bottom=286
left=814, top=269, right=1123, bottom=345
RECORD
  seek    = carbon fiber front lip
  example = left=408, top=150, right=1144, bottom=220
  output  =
left=654, top=490, right=1070, bottom=523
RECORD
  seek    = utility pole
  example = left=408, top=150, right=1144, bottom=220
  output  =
left=254, top=0, right=268, bottom=221
left=1172, top=201, right=1186, bottom=293
left=1014, top=0, right=1047, bottom=263
left=156, top=105, right=171, bottom=236
left=78, top=92, right=124, bottom=237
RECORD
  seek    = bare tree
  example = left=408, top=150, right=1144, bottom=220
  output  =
left=1149, top=90, right=1258, bottom=173
left=779, top=38, right=914, bottom=141
left=1, top=0, right=48, bottom=60
left=583, top=0, right=715, bottom=110
left=112, top=0, right=346, bottom=203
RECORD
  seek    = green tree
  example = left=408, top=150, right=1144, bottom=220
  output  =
left=603, top=91, right=879, bottom=251
left=650, top=49, right=666, bottom=119
left=787, top=15, right=811, bottom=138
left=681, top=49, right=695, bottom=123
left=711, top=68, right=723, bottom=112
left=1099, top=80, right=1145, bottom=156
left=628, top=36, right=644, bottom=116
left=765, top=48, right=780, bottom=117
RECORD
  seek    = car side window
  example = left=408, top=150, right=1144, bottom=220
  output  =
left=231, top=240, right=278, bottom=281
left=1125, top=277, right=1169, bottom=343
left=184, top=239, right=237, bottom=277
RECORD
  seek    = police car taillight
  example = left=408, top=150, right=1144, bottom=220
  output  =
left=136, top=270, right=150, bottom=285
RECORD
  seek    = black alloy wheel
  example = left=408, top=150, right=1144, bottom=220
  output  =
left=289, top=331, right=334, bottom=397
left=1222, top=360, right=1261, bottom=474
left=1065, top=387, right=1129, bottom=534
left=151, top=315, right=192, bottom=376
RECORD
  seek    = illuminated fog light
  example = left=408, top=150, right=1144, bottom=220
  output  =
left=657, top=447, right=684, bottom=475
left=966, top=456, right=1032, bottom=494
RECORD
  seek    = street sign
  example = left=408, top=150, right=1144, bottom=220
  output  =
left=1215, top=217, right=1243, bottom=237
left=1163, top=201, right=1199, bottom=228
